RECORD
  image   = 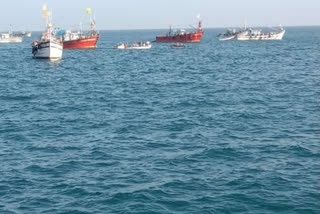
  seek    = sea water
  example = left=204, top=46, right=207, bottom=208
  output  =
left=0, top=27, right=319, bottom=213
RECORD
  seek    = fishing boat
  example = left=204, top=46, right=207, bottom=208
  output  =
left=0, top=32, right=23, bottom=43
left=114, top=41, right=152, bottom=50
left=0, top=26, right=23, bottom=43
left=171, top=43, right=185, bottom=48
left=61, top=8, right=99, bottom=49
left=156, top=20, right=204, bottom=43
left=32, top=7, right=63, bottom=60
left=237, top=27, right=285, bottom=41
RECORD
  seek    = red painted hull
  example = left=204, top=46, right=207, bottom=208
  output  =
left=63, top=34, right=99, bottom=49
left=156, top=31, right=204, bottom=43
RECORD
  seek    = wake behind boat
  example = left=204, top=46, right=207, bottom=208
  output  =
left=114, top=41, right=152, bottom=50
left=32, top=6, right=63, bottom=60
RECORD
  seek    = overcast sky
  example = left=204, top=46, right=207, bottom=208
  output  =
left=0, top=0, right=319, bottom=31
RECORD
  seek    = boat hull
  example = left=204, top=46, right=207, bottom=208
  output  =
left=33, top=41, right=63, bottom=59
left=114, top=45, right=152, bottom=50
left=126, top=45, right=152, bottom=50
left=63, top=35, right=99, bottom=49
left=219, top=35, right=236, bottom=41
left=156, top=32, right=204, bottom=43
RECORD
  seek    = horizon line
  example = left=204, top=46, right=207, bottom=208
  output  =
left=0, top=24, right=319, bottom=32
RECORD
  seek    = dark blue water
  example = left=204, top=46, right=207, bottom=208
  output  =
left=0, top=27, right=319, bottom=214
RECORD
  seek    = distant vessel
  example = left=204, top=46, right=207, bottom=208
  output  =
left=19, top=31, right=32, bottom=37
left=237, top=27, right=285, bottom=41
left=32, top=7, right=63, bottom=60
left=61, top=8, right=99, bottom=49
left=156, top=20, right=204, bottom=43
left=22, top=32, right=32, bottom=37
left=114, top=41, right=152, bottom=50
left=0, top=27, right=23, bottom=43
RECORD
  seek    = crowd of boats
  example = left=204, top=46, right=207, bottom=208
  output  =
left=0, top=5, right=286, bottom=60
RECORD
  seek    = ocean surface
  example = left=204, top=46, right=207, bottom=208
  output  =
left=0, top=27, right=319, bottom=214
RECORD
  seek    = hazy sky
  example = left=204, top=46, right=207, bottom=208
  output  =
left=0, top=0, right=319, bottom=31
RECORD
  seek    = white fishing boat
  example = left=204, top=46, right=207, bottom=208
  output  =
left=0, top=27, right=23, bottom=43
left=0, top=33, right=23, bottom=43
left=114, top=41, right=152, bottom=50
left=32, top=7, right=63, bottom=60
left=237, top=27, right=285, bottom=41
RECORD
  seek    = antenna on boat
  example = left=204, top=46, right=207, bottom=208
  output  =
left=196, top=14, right=203, bottom=32
left=86, top=8, right=95, bottom=35
left=79, top=22, right=83, bottom=35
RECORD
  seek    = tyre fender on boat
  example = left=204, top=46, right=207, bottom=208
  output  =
left=32, top=41, right=40, bottom=54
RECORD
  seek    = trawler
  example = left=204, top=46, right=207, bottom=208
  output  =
left=32, top=7, right=63, bottom=59
left=156, top=20, right=204, bottom=43
left=237, top=27, right=285, bottom=41
left=62, top=8, right=99, bottom=49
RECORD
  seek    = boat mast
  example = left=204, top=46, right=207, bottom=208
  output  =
left=86, top=8, right=95, bottom=36
left=80, top=22, right=83, bottom=35
left=244, top=18, right=247, bottom=30
left=196, top=14, right=203, bottom=33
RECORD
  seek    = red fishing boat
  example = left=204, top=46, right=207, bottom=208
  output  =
left=62, top=21, right=99, bottom=49
left=62, top=8, right=99, bottom=49
left=156, top=21, right=204, bottom=43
